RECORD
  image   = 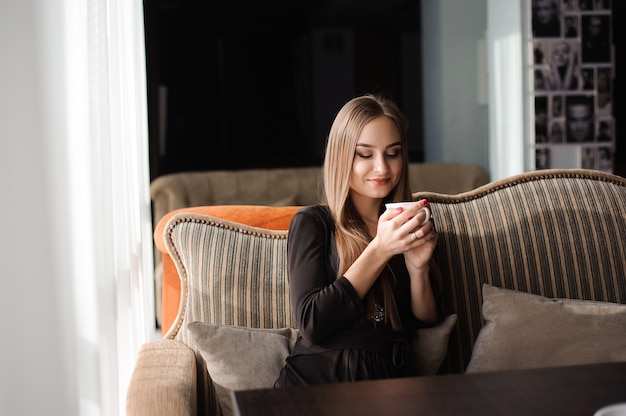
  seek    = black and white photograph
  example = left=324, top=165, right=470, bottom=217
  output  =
left=546, top=40, right=580, bottom=91
left=596, top=119, right=613, bottom=142
left=564, top=15, right=578, bottom=38
left=551, top=94, right=563, bottom=117
left=596, top=67, right=612, bottom=114
left=535, top=96, right=549, bottom=143
left=581, top=147, right=595, bottom=169
left=579, top=0, right=594, bottom=11
left=598, top=146, right=613, bottom=171
left=565, top=95, right=595, bottom=143
left=535, top=68, right=547, bottom=91
left=531, top=0, right=561, bottom=38
left=549, top=120, right=564, bottom=143
left=534, top=41, right=547, bottom=64
left=563, top=0, right=577, bottom=11
left=581, top=67, right=594, bottom=90
left=536, top=147, right=551, bottom=169
left=527, top=0, right=614, bottom=172
left=581, top=15, right=611, bottom=63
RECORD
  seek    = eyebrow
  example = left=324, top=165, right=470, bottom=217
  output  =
left=355, top=141, right=402, bottom=149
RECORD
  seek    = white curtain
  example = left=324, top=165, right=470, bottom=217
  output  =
left=71, top=0, right=155, bottom=413
left=0, top=0, right=153, bottom=415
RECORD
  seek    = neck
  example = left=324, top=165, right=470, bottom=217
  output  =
left=349, top=195, right=382, bottom=237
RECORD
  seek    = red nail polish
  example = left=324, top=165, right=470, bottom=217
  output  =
left=396, top=207, right=403, bottom=212
left=422, top=199, right=429, bottom=206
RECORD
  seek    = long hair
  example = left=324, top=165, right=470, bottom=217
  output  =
left=322, top=94, right=411, bottom=329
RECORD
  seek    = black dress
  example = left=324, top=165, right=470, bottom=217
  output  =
left=274, top=205, right=434, bottom=387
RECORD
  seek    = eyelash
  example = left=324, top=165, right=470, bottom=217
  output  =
left=356, top=152, right=400, bottom=159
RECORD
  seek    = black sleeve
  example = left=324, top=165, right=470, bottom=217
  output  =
left=287, top=206, right=365, bottom=344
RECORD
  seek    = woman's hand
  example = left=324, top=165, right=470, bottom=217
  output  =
left=377, top=200, right=437, bottom=271
left=403, top=217, right=437, bottom=273
left=380, top=200, right=439, bottom=324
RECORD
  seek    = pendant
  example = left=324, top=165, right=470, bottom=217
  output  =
left=370, top=302, right=385, bottom=323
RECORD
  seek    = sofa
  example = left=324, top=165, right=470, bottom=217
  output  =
left=150, top=163, right=490, bottom=328
left=128, top=168, right=626, bottom=416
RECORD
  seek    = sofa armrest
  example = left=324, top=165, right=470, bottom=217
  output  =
left=126, top=339, right=197, bottom=416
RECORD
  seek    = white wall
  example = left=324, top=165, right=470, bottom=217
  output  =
left=422, top=0, right=527, bottom=181
left=1, top=1, right=77, bottom=414
left=487, top=0, right=526, bottom=180
left=421, top=0, right=490, bottom=172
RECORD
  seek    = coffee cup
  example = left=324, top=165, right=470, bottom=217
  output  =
left=593, top=403, right=626, bottom=416
left=385, top=202, right=431, bottom=225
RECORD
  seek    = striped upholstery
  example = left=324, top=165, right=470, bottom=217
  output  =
left=161, top=168, right=626, bottom=414
left=414, top=169, right=626, bottom=374
left=163, top=213, right=294, bottom=416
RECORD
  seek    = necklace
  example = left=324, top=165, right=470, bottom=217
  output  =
left=369, top=302, right=385, bottom=323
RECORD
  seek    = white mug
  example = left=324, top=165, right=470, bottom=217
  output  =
left=385, top=202, right=431, bottom=225
left=593, top=403, right=626, bottom=416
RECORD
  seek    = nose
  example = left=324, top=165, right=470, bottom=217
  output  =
left=373, top=154, right=389, bottom=173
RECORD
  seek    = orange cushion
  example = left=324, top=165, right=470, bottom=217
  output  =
left=154, top=205, right=300, bottom=254
left=155, top=205, right=302, bottom=334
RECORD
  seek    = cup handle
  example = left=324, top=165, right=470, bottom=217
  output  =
left=421, top=207, right=431, bottom=225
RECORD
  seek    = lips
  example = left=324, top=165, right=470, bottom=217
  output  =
left=368, top=178, right=390, bottom=186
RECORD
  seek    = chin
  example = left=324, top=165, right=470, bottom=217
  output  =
left=369, top=189, right=394, bottom=199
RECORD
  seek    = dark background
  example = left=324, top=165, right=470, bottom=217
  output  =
left=143, top=1, right=625, bottom=180
left=143, top=0, right=424, bottom=181
left=612, top=1, right=625, bottom=177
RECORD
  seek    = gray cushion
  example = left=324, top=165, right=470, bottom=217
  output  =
left=413, top=313, right=457, bottom=375
left=188, top=323, right=298, bottom=416
left=466, top=284, right=626, bottom=373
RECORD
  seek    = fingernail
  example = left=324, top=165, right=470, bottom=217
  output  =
left=396, top=207, right=403, bottom=212
left=422, top=199, right=429, bottom=206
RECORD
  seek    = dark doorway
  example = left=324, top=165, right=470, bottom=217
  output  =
left=143, top=0, right=424, bottom=180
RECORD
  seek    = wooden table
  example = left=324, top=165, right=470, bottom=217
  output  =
left=233, top=362, right=626, bottom=416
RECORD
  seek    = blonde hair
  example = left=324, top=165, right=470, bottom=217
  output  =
left=322, top=93, right=411, bottom=329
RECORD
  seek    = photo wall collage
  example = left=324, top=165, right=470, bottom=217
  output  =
left=530, top=0, right=614, bottom=172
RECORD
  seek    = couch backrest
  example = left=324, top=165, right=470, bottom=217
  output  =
left=414, top=169, right=626, bottom=373
left=150, top=167, right=323, bottom=230
left=162, top=207, right=300, bottom=416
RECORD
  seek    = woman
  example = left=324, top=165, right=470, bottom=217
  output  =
left=546, top=41, right=580, bottom=91
left=274, top=94, right=441, bottom=387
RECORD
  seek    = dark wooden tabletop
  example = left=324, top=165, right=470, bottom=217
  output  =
left=233, top=362, right=626, bottom=416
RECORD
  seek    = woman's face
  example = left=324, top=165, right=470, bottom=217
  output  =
left=349, top=116, right=403, bottom=203
left=551, top=43, right=570, bottom=67
left=534, top=0, right=555, bottom=25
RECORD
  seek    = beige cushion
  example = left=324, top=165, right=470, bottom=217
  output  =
left=189, top=314, right=457, bottom=416
left=466, top=284, right=626, bottom=373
